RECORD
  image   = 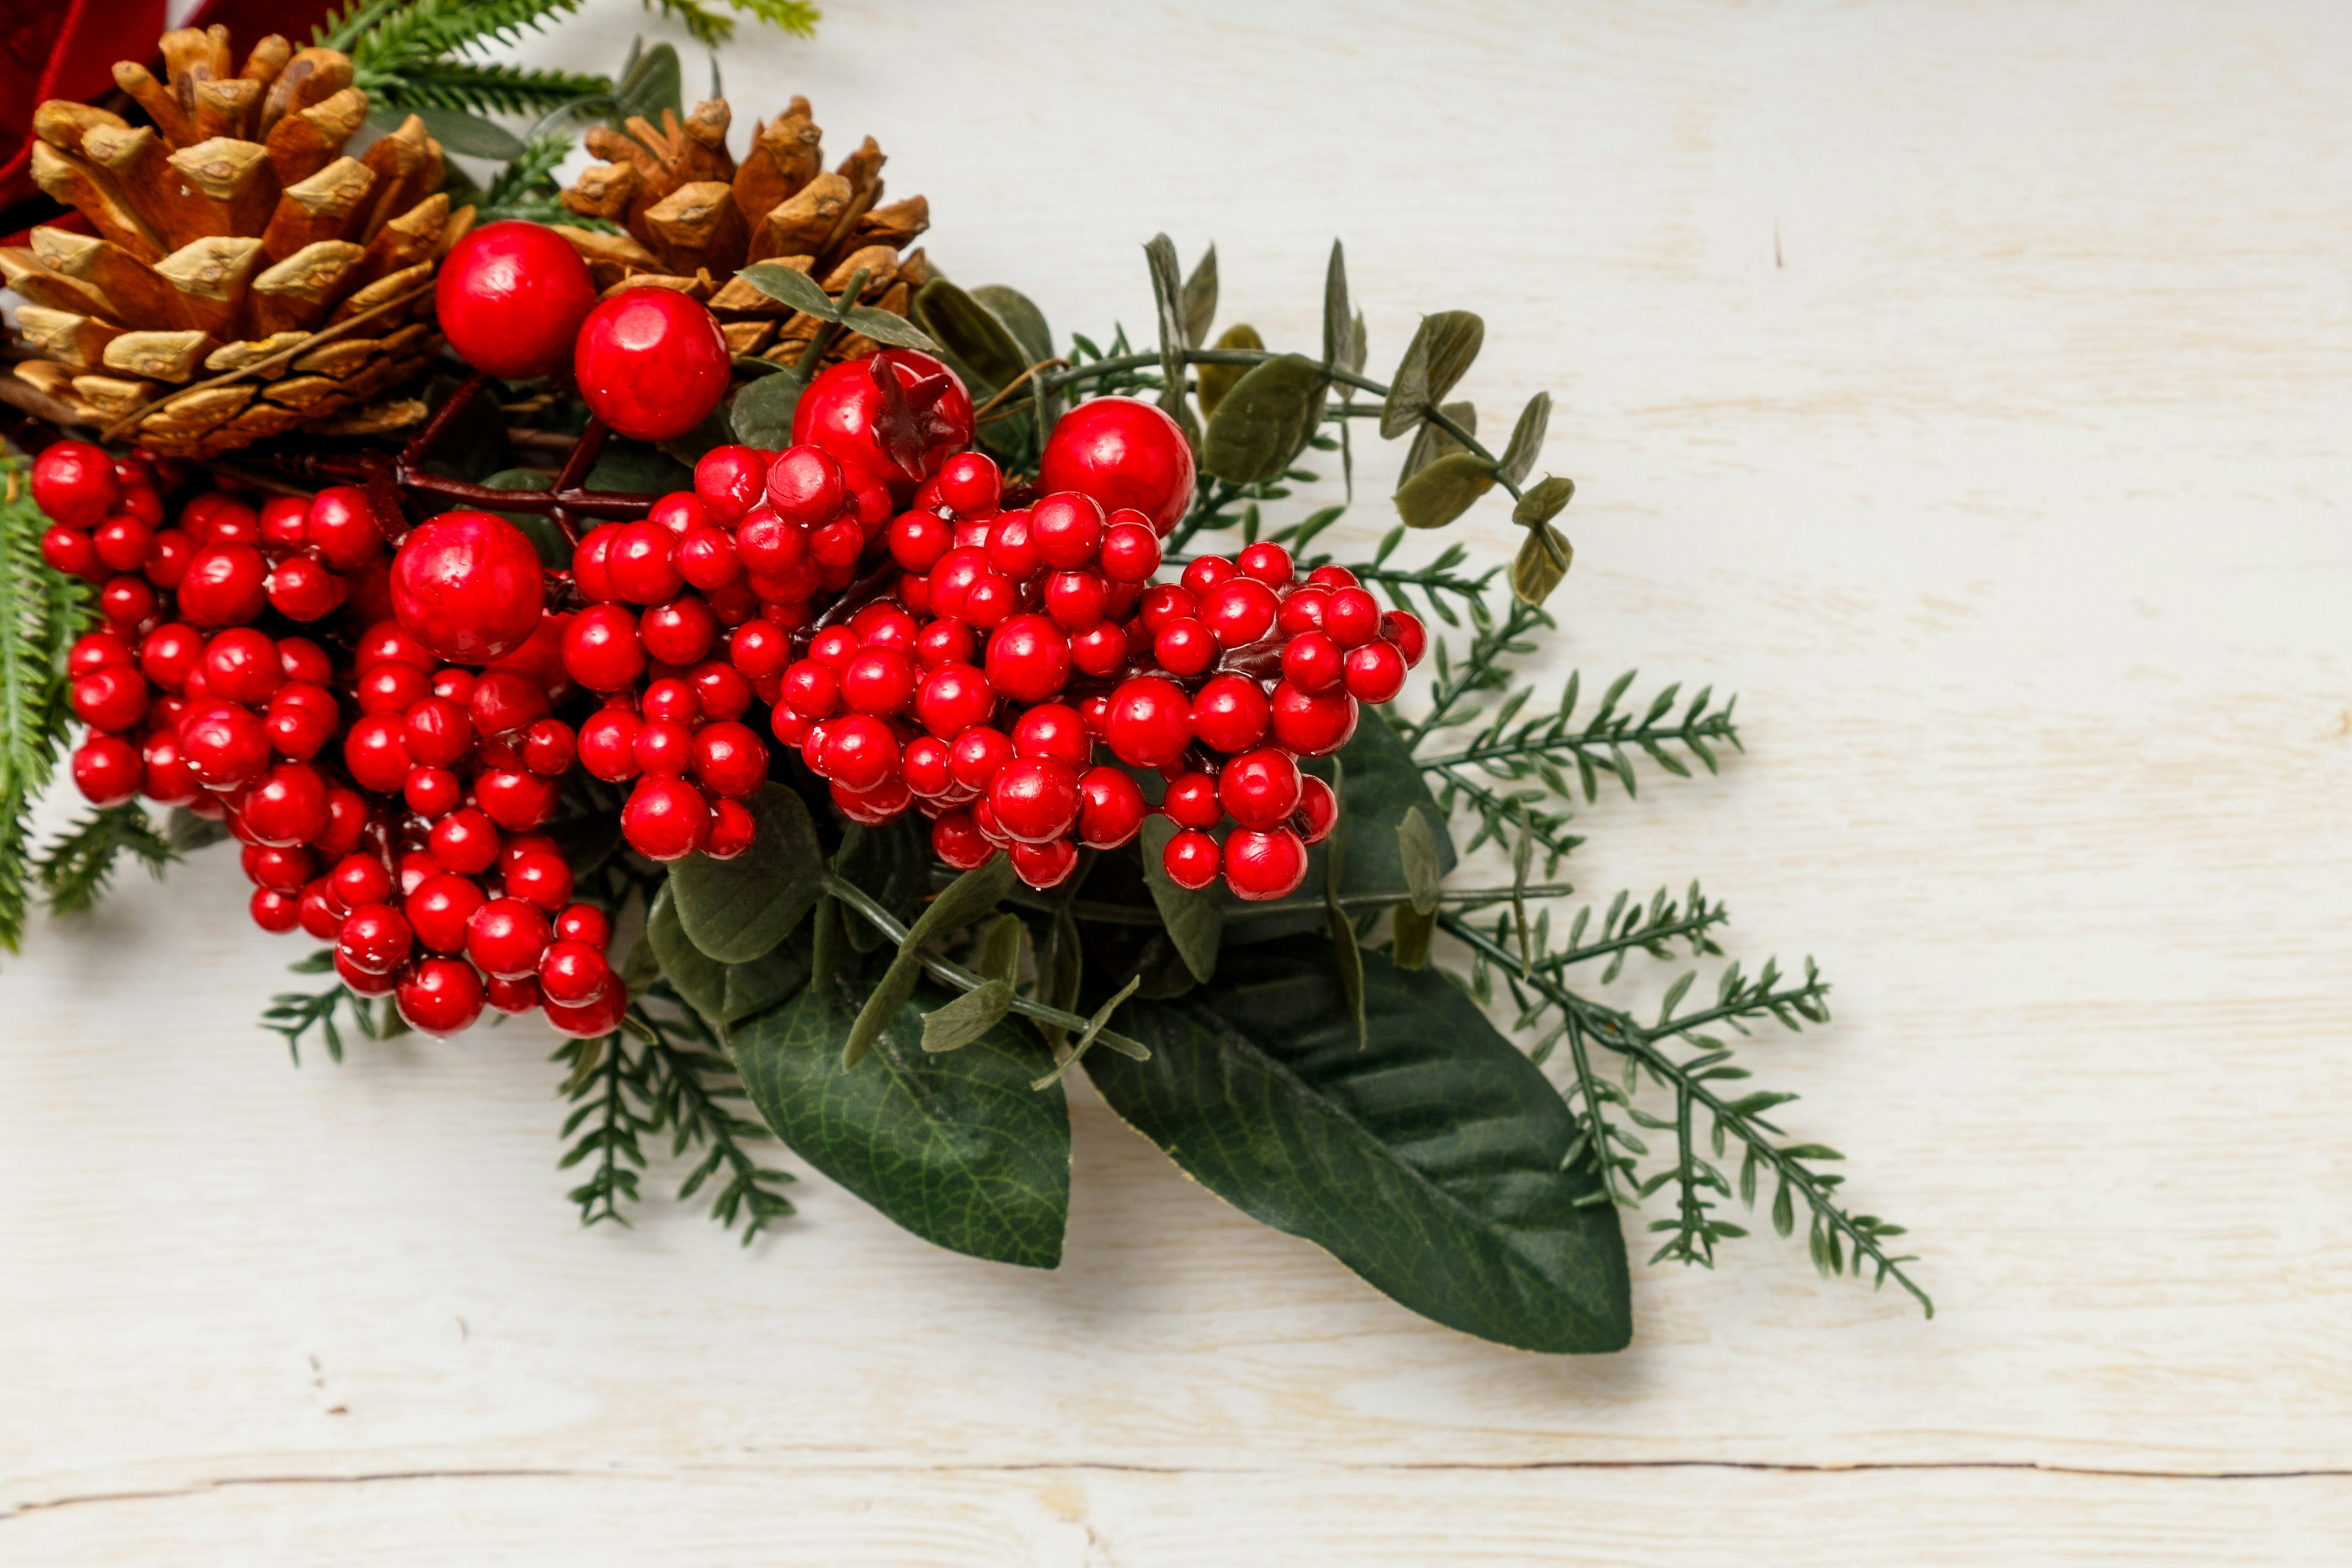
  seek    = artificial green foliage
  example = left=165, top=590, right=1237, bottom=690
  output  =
left=0, top=459, right=91, bottom=954
left=322, top=0, right=608, bottom=113
left=34, top=804, right=176, bottom=917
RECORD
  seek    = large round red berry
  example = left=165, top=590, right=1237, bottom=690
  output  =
left=435, top=221, right=597, bottom=380
left=1104, top=676, right=1193, bottom=769
left=791, top=349, right=974, bottom=490
left=397, top=957, right=486, bottom=1037
left=1224, top=827, right=1308, bottom=901
left=31, top=441, right=119, bottom=529
left=1039, top=397, right=1196, bottom=537
left=575, top=288, right=731, bottom=442
left=391, top=510, right=547, bottom=665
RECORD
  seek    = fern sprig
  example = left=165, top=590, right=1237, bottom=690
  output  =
left=0, top=458, right=91, bottom=954
left=635, top=987, right=796, bottom=1240
left=646, top=0, right=822, bottom=46
left=325, top=0, right=611, bottom=114
left=34, top=804, right=176, bottom=917
left=556, top=1031, right=651, bottom=1226
left=262, top=949, right=402, bottom=1065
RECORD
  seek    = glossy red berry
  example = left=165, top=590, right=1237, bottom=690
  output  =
left=306, top=487, right=386, bottom=570
left=178, top=542, right=268, bottom=627
left=1281, top=630, right=1344, bottom=693
left=1105, top=677, right=1193, bottom=768
left=937, top=451, right=1002, bottom=515
left=436, top=221, right=597, bottom=379
left=544, top=982, right=630, bottom=1039
left=693, top=722, right=769, bottom=797
left=1219, top=748, right=1302, bottom=831
left=402, top=696, right=473, bottom=767
left=575, top=287, right=731, bottom=442
left=889, top=510, right=952, bottom=571
left=832, top=774, right=913, bottom=825
left=31, top=440, right=119, bottom=528
left=1153, top=618, right=1218, bottom=677
left=505, top=849, right=574, bottom=911
left=605, top=521, right=681, bottom=606
left=984, top=614, right=1072, bottom=704
left=522, top=718, right=577, bottom=775
left=765, top=445, right=848, bottom=525
left=339, top=903, right=412, bottom=972
left=701, top=796, right=754, bottom=861
left=1163, top=770, right=1224, bottom=829
left=70, top=665, right=146, bottom=731
left=1344, top=638, right=1408, bottom=703
left=429, top=808, right=500, bottom=876
left=249, top=888, right=301, bottom=933
left=405, top=873, right=484, bottom=953
left=820, top=714, right=900, bottom=793
left=694, top=444, right=769, bottom=521
left=92, top=514, right=152, bottom=572
left=40, top=523, right=99, bottom=579
left=729, top=620, right=791, bottom=679
left=556, top=903, right=612, bottom=949
left=538, top=940, right=612, bottom=1005
left=1163, top=829, right=1220, bottom=890
left=1075, top=767, right=1146, bottom=850
left=949, top=725, right=1016, bottom=792
left=341, top=711, right=412, bottom=792
left=1189, top=673, right=1270, bottom=753
left=71, top=735, right=141, bottom=805
left=1009, top=835, right=1079, bottom=889
left=1039, top=397, right=1196, bottom=535
left=840, top=646, right=918, bottom=715
left=476, top=769, right=560, bottom=832
left=1202, top=577, right=1280, bottom=647
left=791, top=349, right=974, bottom=489
left=397, top=957, right=486, bottom=1037
left=330, top=854, right=393, bottom=910
left=1381, top=610, right=1428, bottom=667
left=989, top=757, right=1080, bottom=843
left=243, top=762, right=331, bottom=846
left=562, top=604, right=645, bottom=692
left=625, top=774, right=711, bottom=861
left=932, top=809, right=994, bottom=869
left=1268, top=680, right=1359, bottom=757
left=1285, top=767, right=1336, bottom=843
left=466, top=897, right=552, bottom=979
left=1224, top=827, right=1307, bottom=901
left=641, top=595, right=718, bottom=666
left=391, top=511, right=546, bottom=665
left=404, top=763, right=462, bottom=818
left=486, top=975, right=543, bottom=1014
left=633, top=718, right=695, bottom=777
left=265, top=556, right=344, bottom=622
left=181, top=704, right=272, bottom=788
left=1322, top=587, right=1382, bottom=648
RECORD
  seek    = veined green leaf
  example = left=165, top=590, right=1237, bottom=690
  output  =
left=1397, top=807, right=1443, bottom=914
left=1400, top=401, right=1475, bottom=483
left=1144, top=233, right=1189, bottom=419
left=739, top=260, right=840, bottom=318
left=666, top=783, right=825, bottom=963
left=729, top=364, right=806, bottom=448
left=1091, top=939, right=1630, bottom=1352
left=1322, top=239, right=1354, bottom=373
left=1180, top=243, right=1218, bottom=347
left=647, top=883, right=809, bottom=1033
left=1379, top=311, right=1483, bottom=439
left=1395, top=451, right=1497, bottom=530
left=840, top=304, right=940, bottom=352
left=1512, top=523, right=1574, bottom=607
left=969, top=284, right=1054, bottom=366
left=1514, top=474, right=1576, bottom=528
left=911, top=279, right=1027, bottom=394
left=1499, top=391, right=1551, bottom=486
left=736, top=958, right=1068, bottom=1267
left=1200, top=354, right=1327, bottom=484
left=921, top=979, right=1013, bottom=1052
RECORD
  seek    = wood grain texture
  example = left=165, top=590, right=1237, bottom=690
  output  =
left=5, top=0, right=2348, bottom=1560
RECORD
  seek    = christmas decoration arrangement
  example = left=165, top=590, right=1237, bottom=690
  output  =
left=0, top=4, right=1929, bottom=1354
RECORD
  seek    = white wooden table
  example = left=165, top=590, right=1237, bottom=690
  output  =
left=6, top=2, right=2349, bottom=1560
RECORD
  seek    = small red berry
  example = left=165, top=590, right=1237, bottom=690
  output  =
left=342, top=711, right=413, bottom=792
left=556, top=904, right=612, bottom=949
left=249, top=888, right=302, bottom=933
left=266, top=556, right=345, bottom=622
left=467, top=897, right=552, bottom=979
left=832, top=774, right=913, bottom=825
left=782, top=658, right=842, bottom=718
left=486, top=974, right=543, bottom=1014
left=181, top=704, right=273, bottom=788
left=764, top=445, right=848, bottom=526
left=1153, top=619, right=1218, bottom=677
left=70, top=665, right=147, bottom=731
left=949, top=725, right=1016, bottom=791
left=694, top=444, right=769, bottom=521
left=306, top=487, right=386, bottom=570
left=1322, top=587, right=1382, bottom=647
left=1381, top=611, right=1428, bottom=668
left=937, top=451, right=1002, bottom=515
left=903, top=735, right=956, bottom=797
left=575, top=287, right=731, bottom=442
left=429, top=808, right=501, bottom=876
left=1223, top=827, right=1307, bottom=901
left=340, top=903, right=413, bottom=972
left=641, top=595, right=718, bottom=666
left=915, top=617, right=976, bottom=669
left=243, top=762, right=331, bottom=846
left=990, top=757, right=1081, bottom=843
left=562, top=604, right=646, bottom=692
left=1237, top=541, right=1294, bottom=587
left=607, top=521, right=684, bottom=605
left=678, top=526, right=741, bottom=590
left=397, top=957, right=487, bottom=1037
left=1268, top=680, right=1359, bottom=757
left=1163, top=829, right=1220, bottom=890
left=1164, top=770, right=1224, bottom=829
left=984, top=614, right=1072, bottom=704
left=1281, top=581, right=1332, bottom=637
left=1069, top=621, right=1130, bottom=678
left=1031, top=492, right=1106, bottom=570
left=1202, top=577, right=1280, bottom=647
left=1076, top=767, right=1146, bottom=850
left=1044, top=570, right=1109, bottom=631
left=1009, top=836, right=1079, bottom=889
left=403, top=765, right=462, bottom=819
left=93, top=514, right=153, bottom=573
left=1138, top=583, right=1196, bottom=635
left=1105, top=677, right=1193, bottom=768
left=840, top=646, right=918, bottom=715
left=932, top=809, right=994, bottom=869
left=1190, top=673, right=1270, bottom=754
left=31, top=440, right=119, bottom=527
left=403, top=696, right=473, bottom=767
left=141, top=527, right=193, bottom=588
left=71, top=735, right=141, bottom=805
left=1295, top=773, right=1337, bottom=845
left=1180, top=557, right=1237, bottom=600
left=538, top=939, right=613, bottom=1005
left=633, top=718, right=695, bottom=777
left=506, top=849, right=574, bottom=911
left=693, top=721, right=769, bottom=798
left=468, top=669, right=550, bottom=739
left=1011, top=703, right=1091, bottom=767
left=476, top=769, right=561, bottom=832
left=889, top=510, right=952, bottom=571
left=522, top=718, right=576, bottom=775
left=179, top=542, right=269, bottom=627
left=40, top=523, right=99, bottom=579
left=1344, top=639, right=1408, bottom=703
left=435, top=220, right=597, bottom=379
left=821, top=714, right=899, bottom=793
left=406, top=872, right=486, bottom=953
left=331, top=854, right=393, bottom=910
left=391, top=511, right=548, bottom=665
left=1219, top=748, right=1302, bottom=831
left=544, top=981, right=630, bottom=1039
left=704, top=796, right=756, bottom=860
left=729, top=620, right=791, bottom=680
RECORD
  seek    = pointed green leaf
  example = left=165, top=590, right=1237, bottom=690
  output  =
left=976, top=913, right=1023, bottom=984
left=1200, top=353, right=1327, bottom=484
left=402, top=105, right=525, bottom=160
left=738, top=260, right=840, bottom=320
left=1090, top=940, right=1631, bottom=1352
left=647, top=883, right=809, bottom=1033
left=834, top=817, right=930, bottom=954
left=1032, top=974, right=1143, bottom=1089
left=1499, top=391, right=1552, bottom=486
left=1144, top=233, right=1189, bottom=418
left=1140, top=816, right=1222, bottom=982
left=1395, top=451, right=1496, bottom=529
left=843, top=856, right=1017, bottom=1067
left=1322, top=239, right=1353, bottom=372
left=1396, top=807, right=1443, bottom=914
left=666, top=783, right=824, bottom=963
left=729, top=364, right=807, bottom=448
left=1197, top=323, right=1263, bottom=417
left=970, top=284, right=1054, bottom=366
left=736, top=959, right=1068, bottom=1267
left=910, top=279, right=1027, bottom=395
left=612, top=40, right=682, bottom=126
left=1180, top=244, right=1218, bottom=348
left=1380, top=312, right=1483, bottom=438
left=840, top=304, right=940, bottom=353
left=1512, top=523, right=1574, bottom=607
left=1513, top=474, right=1576, bottom=529
left=1400, top=401, right=1475, bottom=483
left=921, top=978, right=1013, bottom=1052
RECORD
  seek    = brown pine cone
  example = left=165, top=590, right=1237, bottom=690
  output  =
left=2, top=25, right=467, bottom=458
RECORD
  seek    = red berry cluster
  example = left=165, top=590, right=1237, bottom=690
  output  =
left=769, top=448, right=1428, bottom=901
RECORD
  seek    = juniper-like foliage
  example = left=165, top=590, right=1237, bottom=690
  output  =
left=0, top=459, right=92, bottom=954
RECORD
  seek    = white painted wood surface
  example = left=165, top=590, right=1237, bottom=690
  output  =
left=5, top=1, right=2349, bottom=1559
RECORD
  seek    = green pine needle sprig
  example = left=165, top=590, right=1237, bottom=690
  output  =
left=35, top=804, right=176, bottom=918
left=0, top=458, right=92, bottom=955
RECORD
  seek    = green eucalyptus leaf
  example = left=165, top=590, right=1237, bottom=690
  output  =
left=1180, top=243, right=1218, bottom=347
left=1090, top=939, right=1632, bottom=1352
left=649, top=883, right=810, bottom=1033
left=1400, top=401, right=1474, bottom=484
left=1499, top=391, right=1552, bottom=487
left=844, top=856, right=1017, bottom=1068
left=911, top=279, right=1027, bottom=395
left=667, top=783, right=826, bottom=963
left=1200, top=354, right=1327, bottom=484
left=736, top=956, right=1068, bottom=1267
left=729, top=366, right=805, bottom=448
left=1514, top=474, right=1576, bottom=528
left=1144, top=233, right=1189, bottom=418
left=584, top=439, right=692, bottom=499
left=1395, top=451, right=1497, bottom=530
left=1379, top=311, right=1482, bottom=439
left=970, top=285, right=1054, bottom=365
left=1140, top=816, right=1221, bottom=982
left=921, top=979, right=1013, bottom=1052
left=1512, top=522, right=1574, bottom=608
left=1196, top=323, right=1263, bottom=417
left=612, top=39, right=682, bottom=127
left=976, top=913, right=1023, bottom=984
left=834, top=818, right=930, bottom=955
left=401, top=105, right=525, bottom=160
left=1397, top=807, right=1443, bottom=914
left=1391, top=903, right=1436, bottom=969
left=840, top=304, right=940, bottom=353
left=739, top=261, right=840, bottom=319
left=1322, top=239, right=1354, bottom=373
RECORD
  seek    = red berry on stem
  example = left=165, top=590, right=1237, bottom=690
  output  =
left=538, top=940, right=612, bottom=1005
left=1203, top=577, right=1280, bottom=646
left=1031, top=491, right=1106, bottom=570
left=1163, top=770, right=1223, bottom=829
left=1163, top=829, right=1221, bottom=890
left=949, top=725, right=1016, bottom=792
left=466, top=897, right=552, bottom=979
left=40, top=524, right=99, bottom=579
left=937, top=451, right=1001, bottom=515
left=544, top=982, right=630, bottom=1039
left=391, top=511, right=546, bottom=665
left=339, top=904, right=413, bottom=973
left=1153, top=618, right=1218, bottom=678
left=1219, top=748, right=1302, bottom=830
left=633, top=718, right=695, bottom=777
left=556, top=904, right=612, bottom=949
left=693, top=444, right=769, bottom=521
left=1191, top=673, right=1271, bottom=753
left=1322, top=587, right=1382, bottom=647
left=1105, top=677, right=1193, bottom=768
left=307, top=487, right=386, bottom=570
left=1039, top=397, right=1196, bottom=535
left=407, top=873, right=486, bottom=953
left=398, top=957, right=486, bottom=1037
left=249, top=888, right=302, bottom=933
left=764, top=445, right=847, bottom=525
left=984, top=614, right=1072, bottom=704
left=1224, top=827, right=1307, bottom=901
left=640, top=595, right=717, bottom=665
left=70, top=665, right=146, bottom=731
left=506, top=850, right=574, bottom=911
left=989, top=757, right=1080, bottom=843
left=331, top=854, right=393, bottom=910
left=1344, top=638, right=1408, bottom=703
left=182, top=705, right=272, bottom=788
left=932, top=810, right=993, bottom=869
left=435, top=221, right=597, bottom=379
left=477, top=769, right=561, bottom=831
left=1011, top=702, right=1091, bottom=767
left=342, top=712, right=412, bottom=792
left=1295, top=772, right=1338, bottom=845
left=403, top=765, right=462, bottom=818
left=791, top=349, right=974, bottom=489
left=1009, top=836, right=1079, bottom=890
left=576, top=288, right=732, bottom=442
left=1268, top=680, right=1359, bottom=756
left=1076, top=767, right=1146, bottom=850
left=562, top=604, right=646, bottom=692
left=821, top=714, right=900, bottom=793
left=705, top=797, right=757, bottom=860
left=692, top=722, right=769, bottom=797
left=93, top=514, right=153, bottom=572
left=429, top=808, right=501, bottom=876
left=32, top=441, right=119, bottom=527
left=486, top=975, right=543, bottom=1014
left=1380, top=609, right=1428, bottom=667
left=903, top=735, right=956, bottom=797
left=622, top=775, right=711, bottom=860
left=179, top=542, right=268, bottom=627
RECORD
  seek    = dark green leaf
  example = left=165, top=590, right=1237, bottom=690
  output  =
left=736, top=958, right=1068, bottom=1267
left=833, top=816, right=931, bottom=954
left=739, top=261, right=840, bottom=318
left=1180, top=244, right=1218, bottom=347
left=1513, top=474, right=1576, bottom=528
left=612, top=39, right=682, bottom=127
left=840, top=304, right=940, bottom=353
left=910, top=279, right=1028, bottom=396
left=1144, top=233, right=1189, bottom=419
left=396, top=104, right=526, bottom=159
left=1200, top=354, right=1327, bottom=484
left=1512, top=523, right=1574, bottom=607
left=970, top=284, right=1053, bottom=366
left=667, top=783, right=825, bottom=963
left=1140, top=816, right=1220, bottom=982
left=1322, top=239, right=1353, bottom=371
left=1197, top=323, right=1263, bottom=417
left=647, top=884, right=809, bottom=1033
left=729, top=366, right=805, bottom=448
left=845, top=856, right=1016, bottom=1067
left=1397, top=808, right=1442, bottom=914
left=1400, top=401, right=1474, bottom=483
left=1091, top=940, right=1630, bottom=1352
left=921, top=979, right=1013, bottom=1052
left=975, top=913, right=1023, bottom=984
left=584, top=439, right=692, bottom=499
left=1395, top=451, right=1497, bottom=529
left=1498, top=391, right=1551, bottom=487
left=1379, top=312, right=1483, bottom=438
left=1392, top=903, right=1436, bottom=968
